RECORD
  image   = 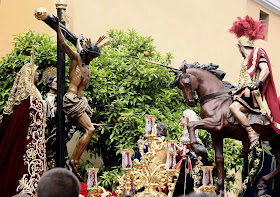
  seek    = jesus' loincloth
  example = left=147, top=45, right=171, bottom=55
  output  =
left=63, top=92, right=93, bottom=120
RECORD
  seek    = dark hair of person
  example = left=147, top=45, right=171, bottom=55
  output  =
left=45, top=76, right=56, bottom=93
left=156, top=122, right=167, bottom=137
left=79, top=43, right=101, bottom=59
left=37, top=168, right=80, bottom=197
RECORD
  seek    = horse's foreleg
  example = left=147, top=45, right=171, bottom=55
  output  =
left=187, top=117, right=222, bottom=145
left=187, top=118, right=222, bottom=161
left=212, top=137, right=225, bottom=196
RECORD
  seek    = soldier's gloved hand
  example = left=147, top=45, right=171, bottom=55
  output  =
left=247, top=80, right=263, bottom=90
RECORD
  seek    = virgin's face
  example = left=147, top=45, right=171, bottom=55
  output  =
left=34, top=71, right=39, bottom=83
left=180, top=114, right=185, bottom=127
left=51, top=78, right=57, bottom=90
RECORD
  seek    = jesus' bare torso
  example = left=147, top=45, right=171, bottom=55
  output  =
left=68, top=58, right=90, bottom=97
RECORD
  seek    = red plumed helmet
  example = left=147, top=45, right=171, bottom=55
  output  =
left=229, top=15, right=267, bottom=41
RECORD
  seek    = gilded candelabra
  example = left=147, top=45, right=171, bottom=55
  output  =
left=87, top=167, right=113, bottom=197
left=116, top=115, right=209, bottom=196
left=196, top=166, right=216, bottom=194
left=116, top=115, right=179, bottom=197
left=116, top=136, right=179, bottom=197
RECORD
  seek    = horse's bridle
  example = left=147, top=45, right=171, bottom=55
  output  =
left=180, top=72, right=198, bottom=104
left=181, top=71, right=237, bottom=106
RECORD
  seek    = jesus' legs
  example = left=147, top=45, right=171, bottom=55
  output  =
left=70, top=113, right=99, bottom=172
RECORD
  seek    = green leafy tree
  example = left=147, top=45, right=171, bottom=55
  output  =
left=0, top=30, right=242, bottom=193
left=83, top=29, right=242, bottom=192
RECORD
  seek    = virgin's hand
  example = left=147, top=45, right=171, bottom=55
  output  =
left=53, top=107, right=57, bottom=114
left=137, top=139, right=144, bottom=147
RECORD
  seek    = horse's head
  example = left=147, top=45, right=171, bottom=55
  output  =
left=171, top=65, right=198, bottom=107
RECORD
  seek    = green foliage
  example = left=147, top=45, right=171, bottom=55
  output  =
left=85, top=29, right=190, bottom=162
left=84, top=29, right=242, bottom=192
left=223, top=138, right=243, bottom=194
left=0, top=29, right=242, bottom=193
left=81, top=29, right=195, bottom=187
left=98, top=167, right=122, bottom=190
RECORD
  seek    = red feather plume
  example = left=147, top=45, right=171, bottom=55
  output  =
left=229, top=15, right=267, bottom=40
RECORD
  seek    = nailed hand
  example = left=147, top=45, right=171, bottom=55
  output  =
left=92, top=123, right=102, bottom=130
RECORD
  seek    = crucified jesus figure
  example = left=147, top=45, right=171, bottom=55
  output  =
left=53, top=17, right=110, bottom=172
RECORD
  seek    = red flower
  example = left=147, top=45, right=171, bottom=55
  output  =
left=80, top=182, right=89, bottom=197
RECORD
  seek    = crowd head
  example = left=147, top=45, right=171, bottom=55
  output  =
left=156, top=122, right=167, bottom=137
left=37, top=168, right=80, bottom=197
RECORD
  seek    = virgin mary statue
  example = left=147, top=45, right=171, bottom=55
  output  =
left=0, top=50, right=46, bottom=197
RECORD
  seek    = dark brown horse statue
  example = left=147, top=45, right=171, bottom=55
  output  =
left=172, top=63, right=280, bottom=195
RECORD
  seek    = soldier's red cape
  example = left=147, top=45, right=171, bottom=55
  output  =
left=247, top=48, right=280, bottom=134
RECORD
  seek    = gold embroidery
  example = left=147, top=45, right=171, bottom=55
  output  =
left=238, top=57, right=251, bottom=87
left=242, top=178, right=249, bottom=189
left=192, top=154, right=203, bottom=190
left=234, top=96, right=261, bottom=113
left=237, top=49, right=268, bottom=115
left=241, top=142, right=264, bottom=192
left=2, top=48, right=46, bottom=196
left=16, top=96, right=46, bottom=196
left=249, top=48, right=259, bottom=75
left=3, top=61, right=42, bottom=115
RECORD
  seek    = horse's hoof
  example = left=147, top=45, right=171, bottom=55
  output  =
left=193, top=143, right=208, bottom=161
left=255, top=184, right=271, bottom=197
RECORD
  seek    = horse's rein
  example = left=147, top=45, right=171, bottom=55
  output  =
left=199, top=88, right=237, bottom=106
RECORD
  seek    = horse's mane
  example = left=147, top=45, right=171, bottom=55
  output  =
left=171, top=60, right=236, bottom=90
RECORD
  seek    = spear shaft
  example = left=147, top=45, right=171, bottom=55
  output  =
left=129, top=56, right=180, bottom=71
